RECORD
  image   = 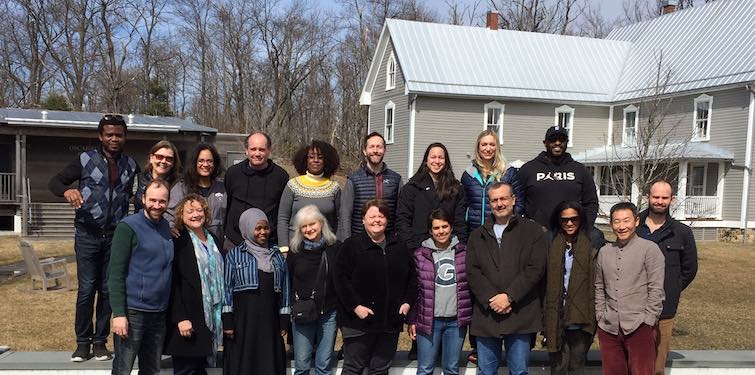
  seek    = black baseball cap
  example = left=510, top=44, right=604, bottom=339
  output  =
left=545, top=126, right=569, bottom=141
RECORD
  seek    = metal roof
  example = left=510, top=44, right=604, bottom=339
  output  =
left=572, top=142, right=735, bottom=165
left=383, top=19, right=632, bottom=103
left=607, top=0, right=755, bottom=101
left=363, top=0, right=755, bottom=104
left=0, top=108, right=217, bottom=133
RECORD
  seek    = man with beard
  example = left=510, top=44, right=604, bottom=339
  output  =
left=49, top=114, right=139, bottom=362
left=107, top=179, right=174, bottom=375
left=518, top=126, right=599, bottom=230
left=339, top=132, right=403, bottom=239
left=637, top=179, right=698, bottom=375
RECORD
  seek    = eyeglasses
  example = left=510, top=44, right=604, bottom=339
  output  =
left=197, top=159, right=215, bottom=165
left=560, top=216, right=580, bottom=224
left=153, top=153, right=175, bottom=163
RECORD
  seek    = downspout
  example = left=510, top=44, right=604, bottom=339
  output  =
left=407, top=94, right=417, bottom=177
left=742, top=87, right=755, bottom=243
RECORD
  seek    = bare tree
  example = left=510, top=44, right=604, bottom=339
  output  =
left=445, top=0, right=483, bottom=26
left=600, top=53, right=689, bottom=211
left=489, top=0, right=583, bottom=34
left=32, top=0, right=101, bottom=111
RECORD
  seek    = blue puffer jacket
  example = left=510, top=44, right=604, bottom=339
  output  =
left=461, top=162, right=524, bottom=230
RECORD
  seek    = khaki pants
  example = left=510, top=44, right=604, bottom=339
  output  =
left=655, top=318, right=674, bottom=375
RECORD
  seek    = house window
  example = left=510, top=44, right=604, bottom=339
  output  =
left=687, top=164, right=707, bottom=196
left=599, top=165, right=632, bottom=196
left=384, top=101, right=395, bottom=144
left=483, top=101, right=505, bottom=143
left=555, top=105, right=575, bottom=146
left=623, top=105, right=638, bottom=147
left=693, top=94, right=712, bottom=141
left=385, top=53, right=396, bottom=90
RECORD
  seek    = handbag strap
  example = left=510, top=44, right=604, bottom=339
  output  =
left=309, top=250, right=328, bottom=299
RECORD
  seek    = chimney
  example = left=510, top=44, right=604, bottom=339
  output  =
left=128, top=113, right=134, bottom=124
left=661, top=0, right=678, bottom=14
left=40, top=110, right=48, bottom=120
left=486, top=11, right=499, bottom=30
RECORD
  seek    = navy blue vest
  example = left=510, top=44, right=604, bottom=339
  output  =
left=347, top=165, right=402, bottom=235
left=122, top=211, right=173, bottom=312
left=77, top=149, right=138, bottom=231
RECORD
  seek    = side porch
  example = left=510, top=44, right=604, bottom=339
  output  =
left=574, top=142, right=736, bottom=223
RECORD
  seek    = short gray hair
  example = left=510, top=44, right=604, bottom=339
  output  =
left=289, top=205, right=337, bottom=252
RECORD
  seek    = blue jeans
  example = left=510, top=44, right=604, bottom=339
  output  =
left=416, top=317, right=467, bottom=375
left=112, top=309, right=167, bottom=375
left=476, top=333, right=534, bottom=375
left=292, top=309, right=338, bottom=375
left=74, top=229, right=112, bottom=345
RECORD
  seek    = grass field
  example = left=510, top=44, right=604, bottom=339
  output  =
left=0, top=236, right=753, bottom=351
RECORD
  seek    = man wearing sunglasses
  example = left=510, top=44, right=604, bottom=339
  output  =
left=49, top=114, right=139, bottom=362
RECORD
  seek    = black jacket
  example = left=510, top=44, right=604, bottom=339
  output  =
left=518, top=152, right=599, bottom=228
left=164, top=229, right=221, bottom=357
left=638, top=210, right=698, bottom=319
left=396, top=173, right=468, bottom=250
left=466, top=216, right=548, bottom=337
left=224, top=160, right=289, bottom=246
left=334, top=233, right=417, bottom=333
left=288, top=241, right=341, bottom=314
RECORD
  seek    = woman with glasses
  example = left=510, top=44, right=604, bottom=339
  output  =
left=543, top=201, right=599, bottom=375
left=166, top=143, right=226, bottom=247
left=135, top=140, right=181, bottom=211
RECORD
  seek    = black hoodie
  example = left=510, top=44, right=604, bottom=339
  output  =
left=518, top=151, right=598, bottom=228
left=223, top=159, right=289, bottom=246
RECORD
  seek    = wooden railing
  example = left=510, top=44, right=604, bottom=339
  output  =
left=684, top=195, right=720, bottom=219
left=0, top=173, right=17, bottom=202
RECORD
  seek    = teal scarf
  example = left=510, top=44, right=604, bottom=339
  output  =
left=189, top=229, right=224, bottom=364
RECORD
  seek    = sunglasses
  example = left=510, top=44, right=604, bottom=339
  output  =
left=102, top=114, right=124, bottom=121
left=560, top=216, right=580, bottom=224
left=153, top=154, right=175, bottom=163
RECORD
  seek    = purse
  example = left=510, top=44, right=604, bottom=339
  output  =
left=291, top=251, right=328, bottom=324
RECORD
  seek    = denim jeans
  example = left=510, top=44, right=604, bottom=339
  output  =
left=74, top=229, right=113, bottom=345
left=476, top=333, right=534, bottom=375
left=415, top=317, right=467, bottom=375
left=112, top=309, right=167, bottom=375
left=292, top=309, right=338, bottom=375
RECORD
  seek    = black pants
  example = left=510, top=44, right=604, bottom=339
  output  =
left=172, top=356, right=208, bottom=375
left=548, top=329, right=594, bottom=375
left=342, top=332, right=400, bottom=375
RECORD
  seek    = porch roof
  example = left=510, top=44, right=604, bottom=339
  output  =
left=572, top=142, right=735, bottom=165
left=0, top=108, right=216, bottom=134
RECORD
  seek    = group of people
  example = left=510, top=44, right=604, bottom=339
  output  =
left=49, top=113, right=698, bottom=375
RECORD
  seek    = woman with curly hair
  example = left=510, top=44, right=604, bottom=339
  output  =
left=166, top=143, right=226, bottom=246
left=277, top=140, right=342, bottom=255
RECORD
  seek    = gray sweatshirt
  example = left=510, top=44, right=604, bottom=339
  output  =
left=421, top=236, right=460, bottom=318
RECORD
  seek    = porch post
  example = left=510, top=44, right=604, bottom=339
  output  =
left=717, top=161, right=725, bottom=219
left=676, top=161, right=688, bottom=220
left=15, top=133, right=21, bottom=201
left=593, top=165, right=602, bottom=197
left=21, top=134, right=28, bottom=237
left=630, top=163, right=640, bottom=206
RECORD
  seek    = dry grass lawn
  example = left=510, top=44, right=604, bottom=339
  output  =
left=0, top=236, right=753, bottom=351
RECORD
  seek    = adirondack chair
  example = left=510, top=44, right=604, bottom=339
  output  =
left=19, top=240, right=72, bottom=292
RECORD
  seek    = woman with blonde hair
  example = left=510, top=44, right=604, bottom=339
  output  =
left=461, top=130, right=523, bottom=231
left=164, top=194, right=224, bottom=374
left=288, top=205, right=341, bottom=375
